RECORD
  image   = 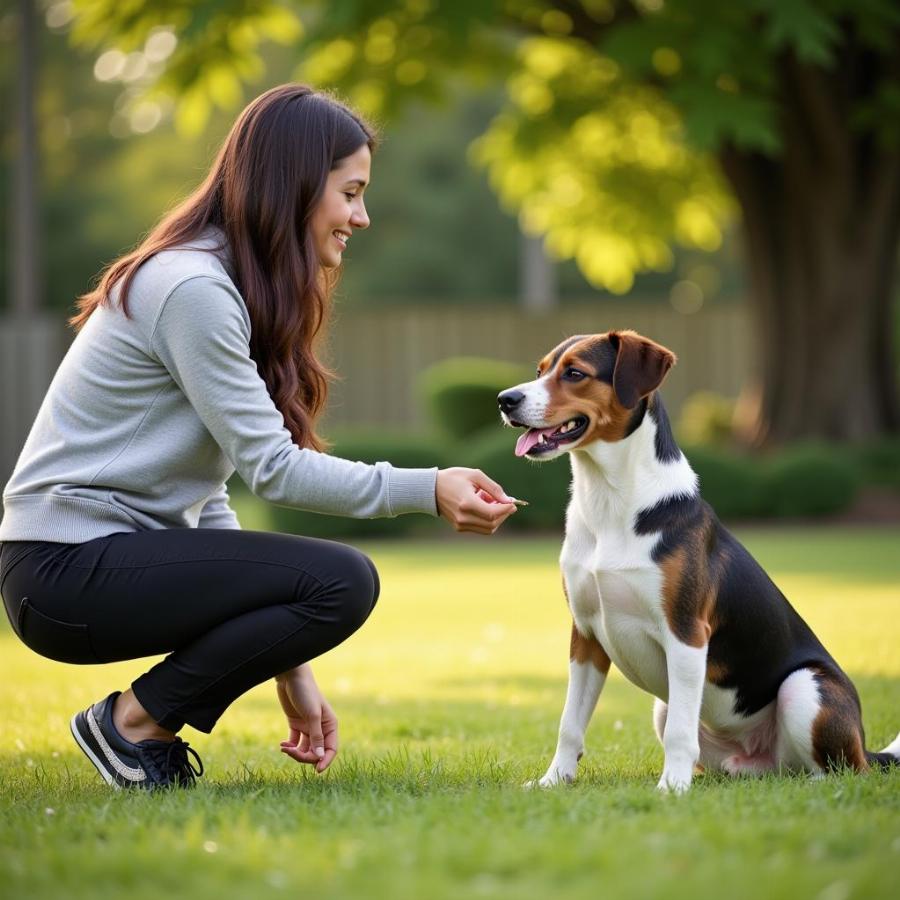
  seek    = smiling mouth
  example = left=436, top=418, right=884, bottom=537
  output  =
left=333, top=231, right=349, bottom=248
left=513, top=416, right=589, bottom=457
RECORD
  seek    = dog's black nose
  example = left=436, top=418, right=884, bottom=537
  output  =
left=498, top=389, right=525, bottom=413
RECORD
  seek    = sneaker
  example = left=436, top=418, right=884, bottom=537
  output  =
left=70, top=691, right=204, bottom=790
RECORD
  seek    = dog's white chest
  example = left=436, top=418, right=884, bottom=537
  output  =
left=593, top=568, right=669, bottom=696
left=562, top=524, right=669, bottom=696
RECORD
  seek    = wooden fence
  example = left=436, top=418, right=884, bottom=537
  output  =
left=0, top=303, right=752, bottom=486
left=323, top=302, right=753, bottom=430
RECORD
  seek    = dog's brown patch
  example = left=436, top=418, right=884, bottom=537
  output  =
left=571, top=380, right=636, bottom=445
left=659, top=515, right=718, bottom=649
left=540, top=338, right=634, bottom=445
left=811, top=668, right=868, bottom=771
left=536, top=333, right=677, bottom=452
left=705, top=658, right=730, bottom=684
left=569, top=622, right=611, bottom=674
left=609, top=330, right=676, bottom=409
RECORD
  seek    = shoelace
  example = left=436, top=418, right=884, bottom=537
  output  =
left=145, top=738, right=204, bottom=786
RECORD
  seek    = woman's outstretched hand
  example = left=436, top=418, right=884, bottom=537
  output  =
left=275, top=664, right=338, bottom=773
left=435, top=467, right=518, bottom=534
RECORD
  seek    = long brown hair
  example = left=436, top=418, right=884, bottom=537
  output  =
left=71, top=84, right=377, bottom=451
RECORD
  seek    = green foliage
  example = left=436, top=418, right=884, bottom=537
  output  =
left=471, top=37, right=734, bottom=293
left=676, top=391, right=736, bottom=447
left=268, top=428, right=450, bottom=538
left=2, top=18, right=609, bottom=312
left=852, top=437, right=900, bottom=489
left=298, top=2, right=514, bottom=119
left=680, top=442, right=863, bottom=521
left=683, top=444, right=766, bottom=520
left=753, top=0, right=842, bottom=65
left=599, top=8, right=781, bottom=154
left=417, top=357, right=532, bottom=441
left=70, top=0, right=302, bottom=136
left=64, top=0, right=900, bottom=296
left=761, top=443, right=860, bottom=518
left=58, top=0, right=900, bottom=303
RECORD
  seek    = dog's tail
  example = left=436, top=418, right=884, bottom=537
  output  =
left=865, top=731, right=900, bottom=769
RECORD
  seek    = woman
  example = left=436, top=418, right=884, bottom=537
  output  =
left=0, top=84, right=517, bottom=790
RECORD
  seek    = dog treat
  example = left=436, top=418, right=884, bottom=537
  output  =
left=476, top=488, right=527, bottom=506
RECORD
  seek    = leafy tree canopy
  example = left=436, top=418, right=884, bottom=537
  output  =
left=68, top=0, right=900, bottom=292
left=3, top=12, right=576, bottom=311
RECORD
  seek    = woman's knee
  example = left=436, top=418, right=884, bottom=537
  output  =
left=315, top=544, right=379, bottom=633
left=361, top=552, right=380, bottom=607
left=346, top=548, right=379, bottom=624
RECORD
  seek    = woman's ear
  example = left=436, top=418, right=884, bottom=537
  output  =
left=609, top=330, right=677, bottom=409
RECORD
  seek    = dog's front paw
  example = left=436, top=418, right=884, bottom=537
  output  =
left=524, top=761, right=576, bottom=789
left=656, top=766, right=692, bottom=795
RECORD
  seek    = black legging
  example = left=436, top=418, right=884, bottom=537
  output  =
left=0, top=530, right=379, bottom=733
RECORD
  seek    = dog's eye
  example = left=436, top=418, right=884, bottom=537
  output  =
left=563, top=367, right=587, bottom=381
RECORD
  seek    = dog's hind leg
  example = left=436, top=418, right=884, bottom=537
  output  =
left=775, top=666, right=872, bottom=774
left=532, top=621, right=610, bottom=787
left=774, top=669, right=824, bottom=774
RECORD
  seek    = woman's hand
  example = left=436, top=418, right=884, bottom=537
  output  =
left=435, top=467, right=518, bottom=534
left=275, top=664, right=338, bottom=773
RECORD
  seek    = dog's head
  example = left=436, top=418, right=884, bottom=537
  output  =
left=497, top=330, right=676, bottom=461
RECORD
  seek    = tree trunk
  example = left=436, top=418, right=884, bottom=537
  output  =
left=519, top=231, right=558, bottom=313
left=718, top=48, right=900, bottom=446
left=12, top=0, right=41, bottom=317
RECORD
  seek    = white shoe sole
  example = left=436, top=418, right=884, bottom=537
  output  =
left=70, top=713, right=121, bottom=790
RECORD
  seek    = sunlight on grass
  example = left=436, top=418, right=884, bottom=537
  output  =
left=1, top=528, right=898, bottom=899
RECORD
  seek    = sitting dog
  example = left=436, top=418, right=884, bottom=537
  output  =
left=498, top=329, right=899, bottom=793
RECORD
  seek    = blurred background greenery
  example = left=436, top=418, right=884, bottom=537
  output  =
left=0, top=1, right=749, bottom=312
left=3, top=0, right=900, bottom=535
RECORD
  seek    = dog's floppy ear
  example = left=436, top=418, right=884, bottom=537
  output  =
left=610, top=330, right=676, bottom=409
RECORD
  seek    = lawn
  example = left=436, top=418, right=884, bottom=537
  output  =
left=1, top=527, right=898, bottom=900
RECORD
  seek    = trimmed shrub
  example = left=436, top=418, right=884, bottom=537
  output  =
left=852, top=438, right=900, bottom=489
left=269, top=429, right=452, bottom=539
left=682, top=445, right=766, bottom=519
left=265, top=429, right=860, bottom=538
left=462, top=427, right=571, bottom=531
left=761, top=443, right=860, bottom=518
left=418, top=357, right=532, bottom=441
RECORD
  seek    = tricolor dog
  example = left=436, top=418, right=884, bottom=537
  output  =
left=498, top=330, right=899, bottom=793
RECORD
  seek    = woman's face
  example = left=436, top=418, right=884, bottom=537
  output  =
left=310, top=143, right=372, bottom=269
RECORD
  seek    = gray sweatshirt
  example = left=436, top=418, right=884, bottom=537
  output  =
left=0, top=232, right=438, bottom=543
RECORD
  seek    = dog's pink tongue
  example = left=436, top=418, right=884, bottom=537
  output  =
left=515, top=427, right=554, bottom=457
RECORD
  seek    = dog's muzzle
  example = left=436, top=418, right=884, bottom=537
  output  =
left=498, top=389, right=525, bottom=417
left=498, top=388, right=588, bottom=458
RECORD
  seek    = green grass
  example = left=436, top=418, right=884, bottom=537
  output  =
left=2, top=528, right=898, bottom=899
